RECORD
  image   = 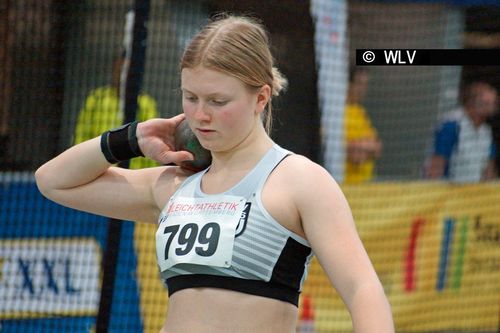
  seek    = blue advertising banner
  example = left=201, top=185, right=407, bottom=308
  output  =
left=0, top=174, right=143, bottom=332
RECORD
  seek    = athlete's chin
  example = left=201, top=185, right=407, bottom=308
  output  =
left=198, top=140, right=218, bottom=152
left=199, top=140, right=232, bottom=153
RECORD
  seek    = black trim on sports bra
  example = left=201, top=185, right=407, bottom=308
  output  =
left=166, top=274, right=300, bottom=306
left=270, top=237, right=312, bottom=290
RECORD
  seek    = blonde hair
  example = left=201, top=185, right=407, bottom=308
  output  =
left=180, top=14, right=287, bottom=133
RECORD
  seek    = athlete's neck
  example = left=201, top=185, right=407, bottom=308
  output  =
left=209, top=126, right=273, bottom=175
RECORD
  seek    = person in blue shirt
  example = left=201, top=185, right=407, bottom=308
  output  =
left=426, top=82, right=498, bottom=182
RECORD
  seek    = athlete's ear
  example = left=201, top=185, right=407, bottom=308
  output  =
left=255, top=85, right=271, bottom=115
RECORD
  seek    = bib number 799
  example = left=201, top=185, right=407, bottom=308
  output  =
left=163, top=223, right=220, bottom=259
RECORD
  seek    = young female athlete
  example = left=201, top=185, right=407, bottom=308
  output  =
left=35, top=14, right=394, bottom=333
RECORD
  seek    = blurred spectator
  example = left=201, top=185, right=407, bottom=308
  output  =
left=344, top=66, right=382, bottom=184
left=74, top=54, right=158, bottom=169
left=425, top=82, right=498, bottom=182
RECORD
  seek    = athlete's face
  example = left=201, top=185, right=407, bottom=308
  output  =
left=181, top=66, right=269, bottom=152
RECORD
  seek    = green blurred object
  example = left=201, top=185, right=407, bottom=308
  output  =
left=174, top=119, right=212, bottom=172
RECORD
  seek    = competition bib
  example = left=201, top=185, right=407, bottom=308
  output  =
left=156, top=195, right=246, bottom=272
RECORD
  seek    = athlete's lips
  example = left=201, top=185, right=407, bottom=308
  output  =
left=196, top=128, right=216, bottom=136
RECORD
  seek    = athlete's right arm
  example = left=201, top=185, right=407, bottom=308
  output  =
left=35, top=115, right=194, bottom=224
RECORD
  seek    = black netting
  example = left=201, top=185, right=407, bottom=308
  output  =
left=1, top=1, right=499, bottom=332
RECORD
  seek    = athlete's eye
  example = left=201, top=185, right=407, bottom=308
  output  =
left=210, top=99, right=228, bottom=106
left=184, top=95, right=197, bottom=103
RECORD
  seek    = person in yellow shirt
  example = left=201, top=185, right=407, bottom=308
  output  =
left=74, top=55, right=158, bottom=169
left=344, top=66, right=382, bottom=184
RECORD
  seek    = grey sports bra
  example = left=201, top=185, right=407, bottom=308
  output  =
left=155, top=144, right=313, bottom=306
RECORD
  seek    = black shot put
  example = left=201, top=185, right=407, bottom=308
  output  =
left=174, top=119, right=212, bottom=172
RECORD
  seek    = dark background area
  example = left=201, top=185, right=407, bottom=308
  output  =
left=1, top=1, right=499, bottom=172
left=0, top=0, right=321, bottom=171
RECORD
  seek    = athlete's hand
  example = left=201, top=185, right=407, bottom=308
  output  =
left=136, top=114, right=194, bottom=165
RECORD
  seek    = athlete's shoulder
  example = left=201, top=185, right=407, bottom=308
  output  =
left=279, top=153, right=335, bottom=185
left=274, top=154, right=343, bottom=214
left=151, top=165, right=195, bottom=210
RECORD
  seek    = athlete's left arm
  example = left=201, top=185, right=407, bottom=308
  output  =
left=290, top=157, right=394, bottom=333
